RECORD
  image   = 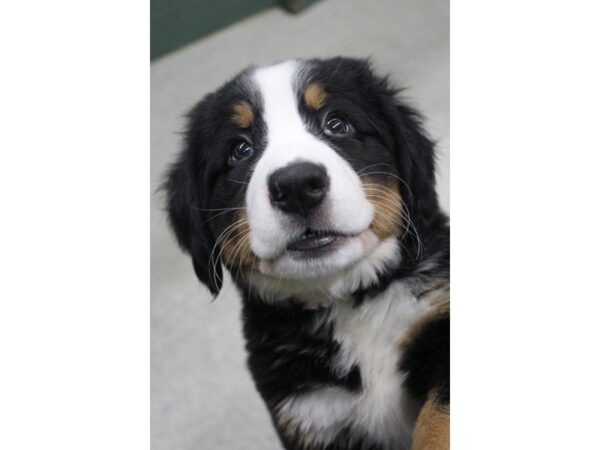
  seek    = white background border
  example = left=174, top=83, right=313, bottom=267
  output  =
left=1, top=0, right=599, bottom=448
left=0, top=1, right=150, bottom=448
left=452, top=1, right=600, bottom=448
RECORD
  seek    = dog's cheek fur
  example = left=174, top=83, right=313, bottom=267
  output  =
left=218, top=209, right=255, bottom=272
left=361, top=177, right=403, bottom=240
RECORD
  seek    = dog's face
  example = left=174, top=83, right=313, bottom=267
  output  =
left=166, top=58, right=438, bottom=300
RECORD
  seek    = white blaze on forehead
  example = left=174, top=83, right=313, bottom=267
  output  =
left=253, top=61, right=304, bottom=143
left=246, top=61, right=374, bottom=267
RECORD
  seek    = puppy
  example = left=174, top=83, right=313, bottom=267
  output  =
left=164, top=57, right=449, bottom=450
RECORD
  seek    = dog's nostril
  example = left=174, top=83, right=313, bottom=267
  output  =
left=270, top=181, right=287, bottom=201
left=306, top=176, right=326, bottom=193
left=268, top=162, right=330, bottom=217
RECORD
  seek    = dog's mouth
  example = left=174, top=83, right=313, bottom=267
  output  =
left=254, top=225, right=382, bottom=281
left=285, top=228, right=349, bottom=255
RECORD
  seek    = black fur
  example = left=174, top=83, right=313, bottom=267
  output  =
left=164, top=69, right=266, bottom=295
left=401, top=313, right=450, bottom=405
left=164, top=57, right=449, bottom=449
left=243, top=296, right=363, bottom=409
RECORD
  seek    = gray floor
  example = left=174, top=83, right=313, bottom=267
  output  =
left=151, top=1, right=449, bottom=449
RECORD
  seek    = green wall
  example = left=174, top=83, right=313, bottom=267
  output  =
left=151, top=0, right=278, bottom=60
left=151, top=0, right=321, bottom=60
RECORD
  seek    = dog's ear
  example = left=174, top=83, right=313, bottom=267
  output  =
left=388, top=102, right=441, bottom=231
left=352, top=59, right=440, bottom=229
left=164, top=144, right=223, bottom=297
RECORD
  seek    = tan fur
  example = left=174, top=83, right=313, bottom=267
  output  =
left=275, top=409, right=313, bottom=448
left=362, top=177, right=404, bottom=240
left=220, top=209, right=255, bottom=269
left=231, top=101, right=254, bottom=128
left=276, top=410, right=298, bottom=442
left=275, top=408, right=338, bottom=450
left=304, top=83, right=328, bottom=110
left=412, top=392, right=450, bottom=450
left=400, top=284, right=450, bottom=349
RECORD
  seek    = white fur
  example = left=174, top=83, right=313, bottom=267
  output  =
left=245, top=61, right=376, bottom=282
left=276, top=281, right=435, bottom=449
left=247, top=236, right=400, bottom=304
left=278, top=386, right=355, bottom=443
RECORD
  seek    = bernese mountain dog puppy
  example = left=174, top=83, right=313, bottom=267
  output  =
left=164, top=57, right=449, bottom=450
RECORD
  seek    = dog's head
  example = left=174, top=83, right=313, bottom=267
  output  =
left=165, top=58, right=440, bottom=301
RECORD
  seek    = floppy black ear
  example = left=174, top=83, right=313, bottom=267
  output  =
left=351, top=58, right=441, bottom=230
left=164, top=157, right=223, bottom=296
left=391, top=102, right=441, bottom=231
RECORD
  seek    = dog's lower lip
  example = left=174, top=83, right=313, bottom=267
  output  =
left=286, top=230, right=344, bottom=253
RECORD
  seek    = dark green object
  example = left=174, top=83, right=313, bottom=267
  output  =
left=151, top=0, right=322, bottom=61
left=280, top=0, right=320, bottom=12
left=151, top=0, right=277, bottom=61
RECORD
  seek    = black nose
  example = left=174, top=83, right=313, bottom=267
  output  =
left=268, top=162, right=330, bottom=216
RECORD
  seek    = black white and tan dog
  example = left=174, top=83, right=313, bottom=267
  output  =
left=164, top=57, right=449, bottom=450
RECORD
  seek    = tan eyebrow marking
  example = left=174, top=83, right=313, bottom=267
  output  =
left=304, top=83, right=328, bottom=110
left=231, top=101, right=254, bottom=128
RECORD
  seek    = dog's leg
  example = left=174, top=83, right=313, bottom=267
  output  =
left=412, top=390, right=449, bottom=450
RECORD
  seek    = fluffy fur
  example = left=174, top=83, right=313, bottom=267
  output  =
left=164, top=57, right=450, bottom=450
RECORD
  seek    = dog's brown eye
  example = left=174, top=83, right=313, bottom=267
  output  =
left=323, top=113, right=350, bottom=136
left=230, top=141, right=255, bottom=162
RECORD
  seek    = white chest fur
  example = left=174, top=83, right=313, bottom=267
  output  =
left=276, top=281, right=435, bottom=449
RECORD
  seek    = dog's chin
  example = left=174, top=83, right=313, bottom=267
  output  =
left=246, top=231, right=399, bottom=303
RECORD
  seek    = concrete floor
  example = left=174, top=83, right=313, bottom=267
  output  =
left=151, top=0, right=448, bottom=448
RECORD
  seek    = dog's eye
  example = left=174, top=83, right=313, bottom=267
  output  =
left=323, top=113, right=350, bottom=136
left=230, top=141, right=255, bottom=162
